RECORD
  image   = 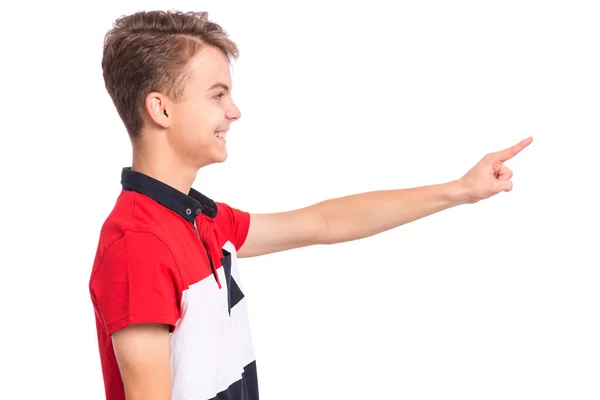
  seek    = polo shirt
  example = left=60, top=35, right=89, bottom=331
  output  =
left=89, top=167, right=258, bottom=400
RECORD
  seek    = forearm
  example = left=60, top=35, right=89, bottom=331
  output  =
left=314, top=180, right=469, bottom=245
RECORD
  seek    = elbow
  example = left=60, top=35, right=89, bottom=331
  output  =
left=313, top=205, right=335, bottom=245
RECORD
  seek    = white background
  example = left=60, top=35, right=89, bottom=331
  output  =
left=1, top=1, right=598, bottom=399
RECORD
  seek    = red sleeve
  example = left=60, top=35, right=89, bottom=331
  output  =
left=90, top=231, right=183, bottom=335
left=216, top=202, right=251, bottom=251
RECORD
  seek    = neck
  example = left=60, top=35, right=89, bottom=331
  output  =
left=131, top=144, right=197, bottom=196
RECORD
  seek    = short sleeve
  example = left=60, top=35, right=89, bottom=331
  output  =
left=215, top=202, right=251, bottom=251
left=90, top=231, right=182, bottom=336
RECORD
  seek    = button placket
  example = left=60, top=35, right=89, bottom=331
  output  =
left=198, top=216, right=222, bottom=289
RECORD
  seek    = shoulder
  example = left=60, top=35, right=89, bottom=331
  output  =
left=97, top=190, right=174, bottom=251
left=214, top=202, right=251, bottom=250
left=91, top=191, right=180, bottom=282
left=92, top=230, right=177, bottom=280
left=215, top=202, right=249, bottom=226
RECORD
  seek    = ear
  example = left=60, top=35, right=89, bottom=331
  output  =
left=144, top=92, right=172, bottom=129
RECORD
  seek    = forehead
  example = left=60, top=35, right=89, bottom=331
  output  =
left=186, top=45, right=231, bottom=86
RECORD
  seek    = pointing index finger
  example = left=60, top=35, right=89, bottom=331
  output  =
left=493, top=137, right=533, bottom=162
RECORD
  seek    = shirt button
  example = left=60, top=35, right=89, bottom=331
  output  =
left=185, top=208, right=192, bottom=215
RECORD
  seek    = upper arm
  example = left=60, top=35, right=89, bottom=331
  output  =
left=90, top=231, right=182, bottom=398
left=237, top=206, right=327, bottom=258
left=112, top=323, right=172, bottom=400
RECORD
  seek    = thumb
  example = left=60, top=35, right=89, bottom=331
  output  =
left=495, top=180, right=513, bottom=193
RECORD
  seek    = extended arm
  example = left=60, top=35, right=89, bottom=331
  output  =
left=237, top=137, right=532, bottom=258
left=238, top=181, right=466, bottom=258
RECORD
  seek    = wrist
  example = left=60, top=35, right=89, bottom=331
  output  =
left=445, top=180, right=472, bottom=205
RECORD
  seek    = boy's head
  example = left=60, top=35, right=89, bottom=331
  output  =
left=102, top=11, right=241, bottom=168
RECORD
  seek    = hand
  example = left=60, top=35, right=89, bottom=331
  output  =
left=458, top=137, right=533, bottom=204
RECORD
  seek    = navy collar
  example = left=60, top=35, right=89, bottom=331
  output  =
left=121, top=167, right=218, bottom=221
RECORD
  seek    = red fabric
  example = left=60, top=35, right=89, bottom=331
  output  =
left=216, top=202, right=251, bottom=251
left=90, top=231, right=182, bottom=335
left=89, top=190, right=250, bottom=400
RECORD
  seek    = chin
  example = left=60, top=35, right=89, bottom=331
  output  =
left=215, top=150, right=228, bottom=163
left=195, top=145, right=228, bottom=168
left=206, top=151, right=228, bottom=166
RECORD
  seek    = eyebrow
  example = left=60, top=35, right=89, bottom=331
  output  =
left=207, top=82, right=230, bottom=92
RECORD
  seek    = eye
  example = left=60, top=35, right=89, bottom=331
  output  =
left=214, top=92, right=224, bottom=100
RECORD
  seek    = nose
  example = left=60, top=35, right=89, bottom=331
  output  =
left=226, top=102, right=241, bottom=121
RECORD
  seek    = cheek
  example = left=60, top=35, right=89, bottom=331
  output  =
left=208, top=101, right=227, bottom=122
left=173, top=102, right=224, bottom=139
left=175, top=106, right=203, bottom=132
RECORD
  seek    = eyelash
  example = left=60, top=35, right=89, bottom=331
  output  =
left=215, top=92, right=224, bottom=100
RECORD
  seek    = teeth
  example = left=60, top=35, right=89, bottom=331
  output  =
left=215, top=131, right=226, bottom=139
